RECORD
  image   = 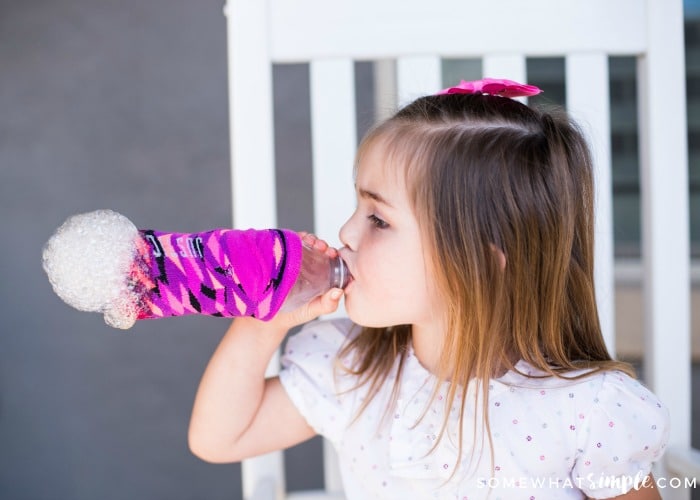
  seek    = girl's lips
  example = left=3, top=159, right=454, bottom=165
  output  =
left=343, top=273, right=355, bottom=289
left=340, top=263, right=354, bottom=289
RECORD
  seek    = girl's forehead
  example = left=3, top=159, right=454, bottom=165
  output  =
left=355, top=140, right=410, bottom=185
left=355, top=141, right=420, bottom=217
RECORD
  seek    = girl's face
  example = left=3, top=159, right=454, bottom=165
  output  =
left=338, top=143, right=440, bottom=329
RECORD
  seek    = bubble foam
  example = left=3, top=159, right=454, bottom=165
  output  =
left=42, top=209, right=140, bottom=329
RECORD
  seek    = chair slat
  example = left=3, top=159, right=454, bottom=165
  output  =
left=242, top=452, right=285, bottom=500
left=322, top=439, right=343, bottom=493
left=396, top=56, right=442, bottom=107
left=310, top=59, right=357, bottom=247
left=482, top=54, right=527, bottom=95
left=226, top=0, right=277, bottom=229
left=638, top=2, right=691, bottom=495
left=565, top=52, right=616, bottom=355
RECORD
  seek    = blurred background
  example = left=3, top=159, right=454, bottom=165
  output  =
left=0, top=1, right=698, bottom=499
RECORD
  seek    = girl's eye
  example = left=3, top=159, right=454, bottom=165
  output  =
left=368, top=214, right=389, bottom=229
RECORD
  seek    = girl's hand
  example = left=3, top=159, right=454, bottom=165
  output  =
left=298, top=231, right=339, bottom=258
left=264, top=232, right=344, bottom=331
left=270, top=287, right=344, bottom=330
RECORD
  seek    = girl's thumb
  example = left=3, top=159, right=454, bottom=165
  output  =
left=307, top=288, right=343, bottom=318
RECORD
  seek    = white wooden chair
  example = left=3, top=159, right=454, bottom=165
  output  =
left=223, top=1, right=697, bottom=498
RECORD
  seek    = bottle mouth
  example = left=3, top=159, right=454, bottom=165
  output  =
left=332, top=256, right=352, bottom=289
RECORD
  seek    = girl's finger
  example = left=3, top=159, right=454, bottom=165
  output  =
left=300, top=232, right=338, bottom=257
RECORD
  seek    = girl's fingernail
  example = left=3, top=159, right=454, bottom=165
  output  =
left=330, top=289, right=343, bottom=300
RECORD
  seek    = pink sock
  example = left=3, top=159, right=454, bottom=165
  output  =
left=134, top=228, right=303, bottom=321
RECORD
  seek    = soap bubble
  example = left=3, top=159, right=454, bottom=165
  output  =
left=42, top=209, right=140, bottom=329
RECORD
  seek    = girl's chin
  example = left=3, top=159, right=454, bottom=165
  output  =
left=343, top=300, right=370, bottom=327
left=343, top=291, right=403, bottom=328
left=344, top=304, right=397, bottom=329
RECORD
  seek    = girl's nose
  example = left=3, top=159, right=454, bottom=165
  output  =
left=339, top=214, right=356, bottom=251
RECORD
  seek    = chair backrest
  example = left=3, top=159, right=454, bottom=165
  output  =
left=224, top=1, right=695, bottom=498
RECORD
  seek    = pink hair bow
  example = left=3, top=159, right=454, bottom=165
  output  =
left=437, top=78, right=542, bottom=98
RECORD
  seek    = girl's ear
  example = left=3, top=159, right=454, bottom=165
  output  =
left=490, top=244, right=506, bottom=270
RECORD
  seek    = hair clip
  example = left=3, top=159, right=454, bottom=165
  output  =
left=437, top=78, right=542, bottom=98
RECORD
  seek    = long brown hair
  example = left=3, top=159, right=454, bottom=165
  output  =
left=338, top=93, right=632, bottom=469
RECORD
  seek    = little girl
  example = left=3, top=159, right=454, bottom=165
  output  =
left=188, top=79, right=670, bottom=499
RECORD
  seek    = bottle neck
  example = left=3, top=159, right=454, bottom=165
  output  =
left=330, top=256, right=350, bottom=289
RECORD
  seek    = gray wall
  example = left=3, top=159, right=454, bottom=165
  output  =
left=0, top=1, right=327, bottom=498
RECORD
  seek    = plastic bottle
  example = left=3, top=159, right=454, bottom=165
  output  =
left=41, top=209, right=350, bottom=329
left=280, top=242, right=350, bottom=312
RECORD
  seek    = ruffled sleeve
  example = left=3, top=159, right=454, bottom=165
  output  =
left=572, top=371, right=670, bottom=498
left=278, top=317, right=358, bottom=445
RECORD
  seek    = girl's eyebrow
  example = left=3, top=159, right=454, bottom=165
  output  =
left=357, top=187, right=394, bottom=208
